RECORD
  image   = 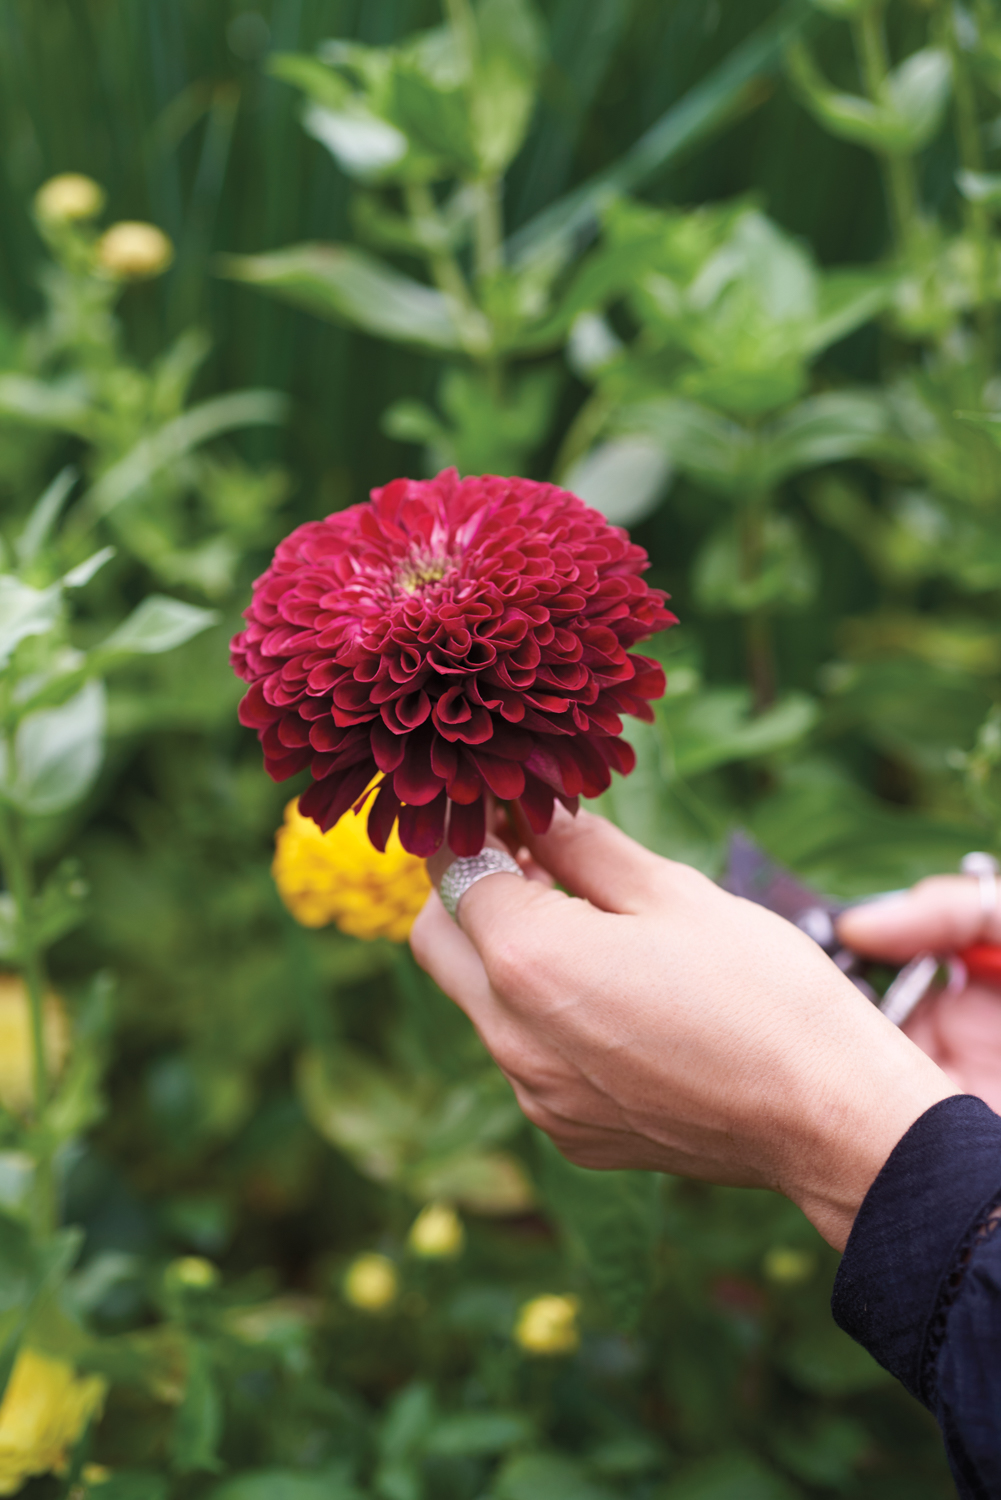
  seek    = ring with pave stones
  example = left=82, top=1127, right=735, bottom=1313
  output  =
left=439, top=849, right=524, bottom=919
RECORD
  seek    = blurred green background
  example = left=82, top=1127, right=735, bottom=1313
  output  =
left=0, top=0, right=999, bottom=1494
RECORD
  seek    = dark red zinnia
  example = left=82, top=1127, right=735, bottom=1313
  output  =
left=231, top=469, right=677, bottom=857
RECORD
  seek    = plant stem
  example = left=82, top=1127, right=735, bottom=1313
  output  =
left=404, top=184, right=491, bottom=358
left=444, top=0, right=477, bottom=71
left=852, top=6, right=921, bottom=252
left=0, top=802, right=55, bottom=1236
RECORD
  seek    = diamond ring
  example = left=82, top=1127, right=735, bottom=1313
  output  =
left=439, top=848, right=524, bottom=919
left=961, top=851, right=1000, bottom=918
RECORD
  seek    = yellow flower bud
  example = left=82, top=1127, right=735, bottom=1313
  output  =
left=513, top=1294, right=580, bottom=1356
left=34, top=174, right=105, bottom=225
left=0, top=975, right=69, bottom=1117
left=82, top=1464, right=111, bottom=1486
left=95, top=222, right=173, bottom=280
left=407, top=1202, right=464, bottom=1259
left=762, top=1246, right=816, bottom=1286
left=166, top=1256, right=219, bottom=1291
left=273, top=794, right=431, bottom=942
left=343, top=1253, right=398, bottom=1312
left=0, top=1347, right=106, bottom=1494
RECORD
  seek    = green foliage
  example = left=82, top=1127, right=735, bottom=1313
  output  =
left=0, top=0, right=995, bottom=1495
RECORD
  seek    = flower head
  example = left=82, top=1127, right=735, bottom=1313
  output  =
left=96, top=222, right=173, bottom=279
left=407, top=1202, right=464, bottom=1259
left=0, top=975, right=69, bottom=1116
left=0, top=1347, right=106, bottom=1494
left=273, top=794, right=431, bottom=941
left=233, top=470, right=676, bottom=856
left=34, top=174, right=105, bottom=225
left=513, top=1294, right=580, bottom=1356
left=343, top=1253, right=399, bottom=1312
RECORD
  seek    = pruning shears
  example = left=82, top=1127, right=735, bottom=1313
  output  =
left=721, top=833, right=1001, bottom=1028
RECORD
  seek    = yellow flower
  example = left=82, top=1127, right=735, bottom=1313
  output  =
left=343, top=1253, right=398, bottom=1312
left=0, top=975, right=69, bottom=1116
left=165, top=1256, right=219, bottom=1291
left=0, top=1347, right=106, bottom=1494
left=513, top=1295, right=580, bottom=1356
left=95, top=222, right=173, bottom=279
left=273, top=795, right=431, bottom=942
left=34, top=174, right=105, bottom=224
left=762, top=1247, right=816, bottom=1286
left=408, top=1202, right=464, bottom=1259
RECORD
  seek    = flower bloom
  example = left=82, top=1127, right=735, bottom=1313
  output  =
left=96, top=222, right=173, bottom=279
left=0, top=975, right=69, bottom=1116
left=0, top=1347, right=106, bottom=1494
left=232, top=470, right=676, bottom=856
left=34, top=174, right=105, bottom=224
left=407, top=1202, right=464, bottom=1259
left=273, top=794, right=431, bottom=940
left=513, top=1295, right=580, bottom=1356
left=343, top=1253, right=398, bottom=1312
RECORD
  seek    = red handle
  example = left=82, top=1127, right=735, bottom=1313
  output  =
left=958, top=943, right=1001, bottom=986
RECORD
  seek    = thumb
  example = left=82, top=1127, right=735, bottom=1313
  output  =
left=837, top=874, right=1001, bottom=962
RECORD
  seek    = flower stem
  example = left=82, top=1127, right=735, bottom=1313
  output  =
left=0, top=802, right=56, bottom=1237
left=852, top=6, right=921, bottom=252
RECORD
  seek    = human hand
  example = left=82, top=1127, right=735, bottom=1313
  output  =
left=411, top=807, right=956, bottom=1251
left=837, top=877, right=1001, bottom=1112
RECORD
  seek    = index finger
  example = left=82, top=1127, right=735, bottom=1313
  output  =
left=837, top=875, right=1001, bottom=961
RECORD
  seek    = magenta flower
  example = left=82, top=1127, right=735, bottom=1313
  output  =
left=232, top=470, right=676, bottom=857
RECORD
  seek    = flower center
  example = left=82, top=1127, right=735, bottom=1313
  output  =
left=395, top=546, right=454, bottom=595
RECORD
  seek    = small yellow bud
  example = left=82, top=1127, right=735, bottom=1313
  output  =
left=0, top=974, right=69, bottom=1116
left=343, top=1253, right=398, bottom=1312
left=34, top=174, right=105, bottom=224
left=82, top=1464, right=112, bottom=1485
left=166, top=1256, right=219, bottom=1290
left=513, top=1294, right=580, bottom=1356
left=408, top=1202, right=464, bottom=1259
left=95, top=222, right=173, bottom=280
left=762, top=1246, right=816, bottom=1286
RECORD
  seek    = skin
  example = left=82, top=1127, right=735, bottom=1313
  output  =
left=410, top=806, right=993, bottom=1252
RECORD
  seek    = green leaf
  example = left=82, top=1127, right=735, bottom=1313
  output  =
left=426, top=1410, right=533, bottom=1458
left=77, top=1475, right=169, bottom=1500
left=664, top=689, right=818, bottom=777
left=886, top=48, right=952, bottom=149
left=0, top=375, right=94, bottom=436
left=0, top=577, right=62, bottom=667
left=0, top=679, right=106, bottom=816
left=660, top=1453, right=799, bottom=1500
left=15, top=467, right=78, bottom=565
left=787, top=43, right=950, bottom=156
left=171, top=1338, right=223, bottom=1474
left=692, top=514, right=817, bottom=613
left=304, top=102, right=409, bottom=178
left=63, top=547, right=116, bottom=590
left=756, top=391, right=887, bottom=490
left=98, top=595, right=218, bottom=657
left=87, top=391, right=288, bottom=517
left=209, top=1470, right=364, bottom=1500
left=536, top=1132, right=658, bottom=1330
left=563, top=437, right=672, bottom=526
left=620, top=399, right=749, bottom=497
left=223, top=245, right=463, bottom=351
left=471, top=0, right=545, bottom=174
left=493, top=1452, right=618, bottom=1500
left=780, top=1322, right=890, bottom=1396
left=957, top=169, right=1001, bottom=208
left=0, top=1215, right=82, bottom=1401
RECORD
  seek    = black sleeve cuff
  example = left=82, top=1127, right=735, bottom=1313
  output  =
left=832, top=1093, right=1001, bottom=1404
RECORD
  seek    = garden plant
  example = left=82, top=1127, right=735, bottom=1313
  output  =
left=0, top=0, right=999, bottom=1495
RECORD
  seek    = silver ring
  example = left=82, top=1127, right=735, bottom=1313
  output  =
left=439, top=849, right=524, bottom=919
left=960, top=851, right=1000, bottom=917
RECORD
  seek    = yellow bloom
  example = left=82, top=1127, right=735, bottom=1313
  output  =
left=165, top=1256, right=219, bottom=1291
left=34, top=174, right=105, bottom=224
left=762, top=1247, right=816, bottom=1286
left=95, top=222, right=173, bottom=279
left=0, top=1347, right=106, bottom=1494
left=343, top=1253, right=398, bottom=1312
left=0, top=975, right=69, bottom=1116
left=513, top=1295, right=580, bottom=1356
left=408, top=1202, right=464, bottom=1259
left=273, top=796, right=431, bottom=942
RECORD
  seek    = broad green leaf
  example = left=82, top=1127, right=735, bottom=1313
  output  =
left=223, top=245, right=463, bottom=351
left=409, top=1149, right=533, bottom=1214
left=563, top=437, right=672, bottom=526
left=780, top=1323, right=889, bottom=1396
left=63, top=546, right=115, bottom=590
left=536, top=1132, right=658, bottom=1330
left=471, top=0, right=545, bottom=175
left=693, top=514, right=817, bottom=614
left=426, top=1410, right=533, bottom=1458
left=99, top=595, right=218, bottom=657
left=380, top=1381, right=435, bottom=1462
left=0, top=375, right=93, bottom=436
left=620, top=399, right=749, bottom=497
left=787, top=43, right=950, bottom=155
left=957, top=169, right=1001, bottom=207
left=171, top=1338, right=223, bottom=1474
left=0, top=679, right=106, bottom=816
left=661, top=1453, right=799, bottom=1500
left=209, top=1471, right=364, bottom=1500
left=886, top=49, right=952, bottom=149
left=0, top=577, right=61, bottom=667
left=493, top=1453, right=618, bottom=1500
left=270, top=51, right=354, bottom=111
left=15, top=467, right=77, bottom=565
left=665, top=689, right=818, bottom=776
left=88, top=391, right=287, bottom=517
left=803, top=272, right=892, bottom=356
left=756, top=391, right=887, bottom=489
left=304, top=102, right=409, bottom=177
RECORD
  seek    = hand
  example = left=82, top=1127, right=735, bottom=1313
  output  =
left=838, top=877, right=1001, bottom=1112
left=411, top=807, right=956, bottom=1251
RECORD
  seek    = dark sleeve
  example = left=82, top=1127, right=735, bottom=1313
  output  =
left=832, top=1095, right=1001, bottom=1500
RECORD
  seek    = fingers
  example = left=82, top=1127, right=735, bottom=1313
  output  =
left=515, top=801, right=673, bottom=914
left=409, top=890, right=499, bottom=1032
left=837, top=875, right=1001, bottom=961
